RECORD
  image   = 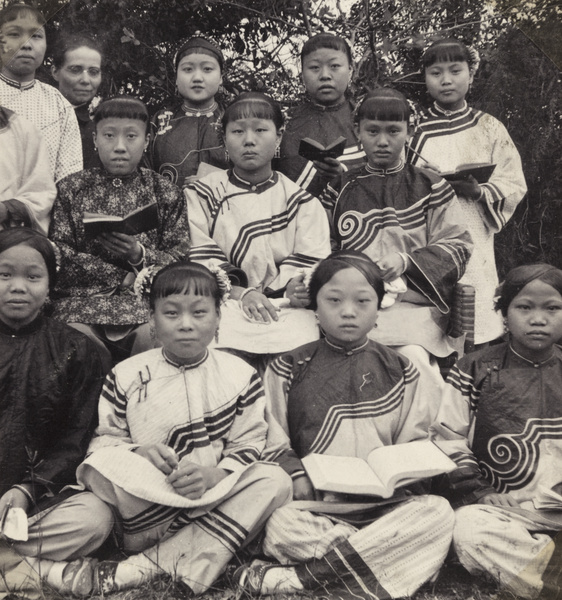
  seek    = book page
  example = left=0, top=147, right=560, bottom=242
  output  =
left=366, top=440, right=456, bottom=491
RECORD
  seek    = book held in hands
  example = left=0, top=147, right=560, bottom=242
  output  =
left=298, top=136, right=347, bottom=162
left=83, top=202, right=158, bottom=237
left=439, top=163, right=496, bottom=184
left=302, top=439, right=457, bottom=498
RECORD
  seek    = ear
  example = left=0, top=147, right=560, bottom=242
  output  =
left=144, top=132, right=150, bottom=150
left=353, top=122, right=361, bottom=139
left=406, top=124, right=415, bottom=139
left=92, top=130, right=97, bottom=145
left=51, top=65, right=60, bottom=82
left=468, top=68, right=475, bottom=85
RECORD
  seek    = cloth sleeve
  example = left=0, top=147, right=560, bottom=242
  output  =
left=429, top=362, right=496, bottom=507
left=87, top=370, right=136, bottom=453
left=261, top=356, right=305, bottom=479
left=275, top=192, right=331, bottom=291
left=218, top=372, right=269, bottom=473
left=53, top=101, right=83, bottom=182
left=22, top=336, right=105, bottom=498
left=49, top=181, right=131, bottom=290
left=406, top=179, right=473, bottom=312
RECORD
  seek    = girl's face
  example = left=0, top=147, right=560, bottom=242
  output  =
left=224, top=117, right=281, bottom=183
left=302, top=48, right=351, bottom=106
left=424, top=60, right=473, bottom=111
left=0, top=244, right=49, bottom=330
left=150, top=291, right=219, bottom=365
left=356, top=119, right=410, bottom=169
left=507, top=279, right=562, bottom=362
left=0, top=13, right=46, bottom=83
left=94, top=117, right=149, bottom=175
left=316, top=267, right=379, bottom=349
left=52, top=46, right=102, bottom=106
left=176, top=52, right=222, bottom=108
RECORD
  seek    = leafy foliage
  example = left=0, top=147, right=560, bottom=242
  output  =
left=2, top=0, right=561, bottom=272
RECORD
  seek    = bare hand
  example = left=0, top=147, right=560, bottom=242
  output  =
left=240, top=290, right=279, bottom=323
left=166, top=461, right=228, bottom=499
left=286, top=273, right=309, bottom=308
left=421, top=160, right=441, bottom=173
left=292, top=475, right=318, bottom=501
left=312, top=157, right=344, bottom=178
left=449, top=175, right=482, bottom=201
left=0, top=488, right=30, bottom=519
left=377, top=252, right=408, bottom=281
left=478, top=492, right=520, bottom=508
left=98, top=232, right=143, bottom=263
left=134, top=444, right=178, bottom=475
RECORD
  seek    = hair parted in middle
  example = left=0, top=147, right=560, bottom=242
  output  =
left=308, top=250, right=385, bottom=311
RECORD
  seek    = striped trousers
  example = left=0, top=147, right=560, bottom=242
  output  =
left=86, top=462, right=292, bottom=595
left=263, top=494, right=454, bottom=599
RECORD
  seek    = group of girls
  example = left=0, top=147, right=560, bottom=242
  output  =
left=2, top=3, right=557, bottom=600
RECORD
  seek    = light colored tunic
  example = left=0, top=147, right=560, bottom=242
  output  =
left=0, top=73, right=82, bottom=182
left=409, top=102, right=527, bottom=343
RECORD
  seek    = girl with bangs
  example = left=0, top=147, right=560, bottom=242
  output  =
left=185, top=92, right=330, bottom=359
left=277, top=33, right=366, bottom=197
left=322, top=88, right=472, bottom=419
left=46, top=261, right=291, bottom=597
left=49, top=96, right=190, bottom=368
left=409, top=38, right=526, bottom=346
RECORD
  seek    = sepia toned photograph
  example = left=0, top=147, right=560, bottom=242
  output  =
left=0, top=0, right=561, bottom=598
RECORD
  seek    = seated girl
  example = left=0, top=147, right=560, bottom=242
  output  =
left=186, top=92, right=330, bottom=356
left=0, top=228, right=111, bottom=599
left=49, top=261, right=292, bottom=597
left=150, top=35, right=228, bottom=187
left=323, top=88, right=473, bottom=418
left=49, top=96, right=190, bottom=366
left=237, top=250, right=454, bottom=598
left=431, top=264, right=562, bottom=599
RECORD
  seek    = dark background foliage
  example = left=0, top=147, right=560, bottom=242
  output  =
left=6, top=0, right=562, bottom=278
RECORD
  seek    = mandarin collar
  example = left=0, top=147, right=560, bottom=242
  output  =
left=324, top=337, right=369, bottom=356
left=431, top=100, right=470, bottom=118
left=0, top=72, right=35, bottom=91
left=0, top=314, right=44, bottom=337
left=162, top=348, right=209, bottom=370
left=365, top=161, right=404, bottom=177
left=229, top=169, right=278, bottom=193
left=99, top=167, right=141, bottom=188
left=508, top=343, right=557, bottom=369
left=307, top=98, right=348, bottom=113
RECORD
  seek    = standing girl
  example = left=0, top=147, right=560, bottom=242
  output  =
left=49, top=96, right=190, bottom=366
left=0, top=3, right=82, bottom=182
left=323, top=88, right=472, bottom=416
left=237, top=250, right=454, bottom=598
left=186, top=92, right=330, bottom=356
left=431, top=264, right=562, bottom=598
left=52, top=33, right=104, bottom=169
left=409, top=38, right=527, bottom=345
left=57, top=261, right=291, bottom=597
left=277, top=33, right=365, bottom=197
left=150, top=36, right=228, bottom=187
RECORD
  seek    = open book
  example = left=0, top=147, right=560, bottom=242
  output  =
left=302, top=440, right=457, bottom=498
left=83, top=202, right=158, bottom=237
left=533, top=484, right=562, bottom=511
left=440, top=163, right=496, bottom=184
left=298, top=136, right=347, bottom=162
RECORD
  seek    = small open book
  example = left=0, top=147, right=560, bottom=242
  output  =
left=83, top=202, right=158, bottom=237
left=302, top=440, right=457, bottom=498
left=533, top=484, right=562, bottom=511
left=439, top=163, right=496, bottom=184
left=298, top=136, right=347, bottom=162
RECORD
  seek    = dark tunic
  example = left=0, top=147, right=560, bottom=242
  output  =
left=0, top=316, right=104, bottom=505
left=74, top=102, right=101, bottom=170
left=149, top=103, right=228, bottom=188
left=276, top=99, right=365, bottom=197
